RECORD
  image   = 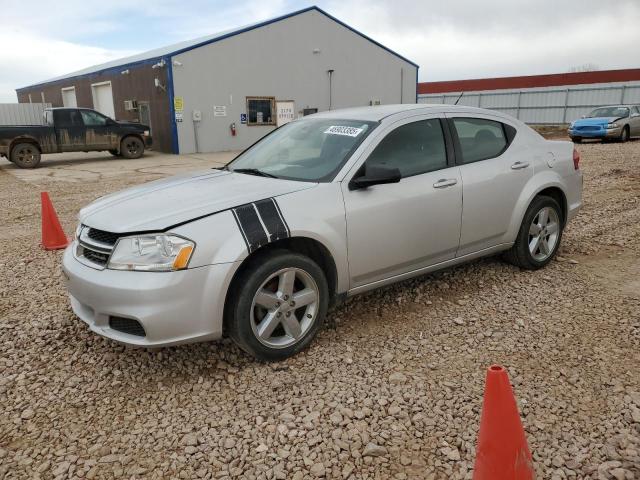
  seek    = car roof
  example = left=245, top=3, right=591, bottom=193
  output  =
left=308, top=104, right=515, bottom=122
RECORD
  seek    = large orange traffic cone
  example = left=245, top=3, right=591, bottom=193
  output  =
left=41, top=192, right=69, bottom=250
left=473, top=365, right=534, bottom=480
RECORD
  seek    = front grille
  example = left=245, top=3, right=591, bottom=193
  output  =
left=109, top=317, right=146, bottom=337
left=82, top=249, right=109, bottom=266
left=576, top=125, right=602, bottom=132
left=87, top=228, right=120, bottom=246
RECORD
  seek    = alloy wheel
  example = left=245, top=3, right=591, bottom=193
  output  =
left=250, top=267, right=319, bottom=349
left=17, top=146, right=36, bottom=166
left=528, top=207, right=560, bottom=262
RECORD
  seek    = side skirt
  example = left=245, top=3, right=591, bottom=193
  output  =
left=347, top=243, right=513, bottom=297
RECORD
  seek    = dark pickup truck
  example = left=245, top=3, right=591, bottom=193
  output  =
left=0, top=107, right=152, bottom=168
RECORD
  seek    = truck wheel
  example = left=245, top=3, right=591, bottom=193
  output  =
left=226, top=250, right=329, bottom=361
left=120, top=136, right=144, bottom=159
left=11, top=143, right=41, bottom=168
left=108, top=149, right=121, bottom=157
left=503, top=195, right=564, bottom=270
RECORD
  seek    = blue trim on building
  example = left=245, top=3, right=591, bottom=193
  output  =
left=165, top=57, right=180, bottom=154
left=415, top=67, right=419, bottom=103
left=17, top=5, right=418, bottom=92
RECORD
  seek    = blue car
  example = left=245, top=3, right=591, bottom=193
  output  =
left=568, top=105, right=640, bottom=143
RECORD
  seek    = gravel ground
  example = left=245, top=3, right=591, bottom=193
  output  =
left=0, top=140, right=639, bottom=479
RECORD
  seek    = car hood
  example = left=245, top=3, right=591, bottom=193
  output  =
left=79, top=170, right=316, bottom=232
left=572, top=116, right=618, bottom=126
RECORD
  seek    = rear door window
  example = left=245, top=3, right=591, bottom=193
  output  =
left=452, top=118, right=512, bottom=164
left=54, top=109, right=83, bottom=127
left=365, top=119, right=448, bottom=178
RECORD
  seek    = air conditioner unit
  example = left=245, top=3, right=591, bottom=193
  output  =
left=369, top=99, right=381, bottom=106
left=124, top=100, right=138, bottom=111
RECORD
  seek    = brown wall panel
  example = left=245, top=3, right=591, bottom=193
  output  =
left=17, top=63, right=173, bottom=152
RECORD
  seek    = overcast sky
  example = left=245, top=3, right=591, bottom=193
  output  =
left=1, top=0, right=638, bottom=102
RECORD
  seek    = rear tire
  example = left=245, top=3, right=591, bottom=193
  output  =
left=620, top=126, right=630, bottom=143
left=226, top=250, right=329, bottom=361
left=503, top=195, right=563, bottom=270
left=120, top=136, right=144, bottom=159
left=10, top=143, right=41, bottom=168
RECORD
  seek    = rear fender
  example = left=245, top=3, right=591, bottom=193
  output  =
left=506, top=171, right=567, bottom=242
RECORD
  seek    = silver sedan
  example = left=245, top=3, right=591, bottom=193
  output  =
left=63, top=104, right=583, bottom=360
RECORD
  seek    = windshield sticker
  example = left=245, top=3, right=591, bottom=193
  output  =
left=324, top=125, right=364, bottom=137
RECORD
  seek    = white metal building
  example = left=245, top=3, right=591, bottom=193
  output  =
left=17, top=6, right=418, bottom=154
left=418, top=69, right=640, bottom=124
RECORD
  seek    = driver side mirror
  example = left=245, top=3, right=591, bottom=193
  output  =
left=349, top=165, right=401, bottom=190
left=580, top=115, right=586, bottom=119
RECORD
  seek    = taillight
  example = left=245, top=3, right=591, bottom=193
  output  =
left=572, top=148, right=580, bottom=170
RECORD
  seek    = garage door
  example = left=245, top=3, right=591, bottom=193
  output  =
left=61, top=87, right=77, bottom=108
left=91, top=82, right=115, bottom=119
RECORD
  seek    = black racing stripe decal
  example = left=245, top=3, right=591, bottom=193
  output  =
left=233, top=203, right=268, bottom=253
left=255, top=198, right=289, bottom=242
left=231, top=209, right=250, bottom=251
left=272, top=199, right=290, bottom=237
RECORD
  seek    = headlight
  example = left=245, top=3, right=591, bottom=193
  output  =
left=607, top=123, right=619, bottom=128
left=107, top=234, right=194, bottom=272
left=143, top=130, right=150, bottom=136
left=74, top=224, right=83, bottom=241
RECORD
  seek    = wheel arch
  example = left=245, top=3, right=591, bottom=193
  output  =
left=10, top=136, right=42, bottom=156
left=222, top=236, right=339, bottom=331
left=535, top=186, right=567, bottom=225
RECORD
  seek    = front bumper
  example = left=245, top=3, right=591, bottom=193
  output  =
left=568, top=126, right=622, bottom=138
left=62, top=245, right=238, bottom=347
left=143, top=136, right=153, bottom=148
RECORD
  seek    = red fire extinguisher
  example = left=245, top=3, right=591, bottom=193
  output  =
left=230, top=122, right=236, bottom=136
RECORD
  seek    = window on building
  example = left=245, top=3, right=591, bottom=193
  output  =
left=452, top=118, right=509, bottom=164
left=365, top=119, right=447, bottom=178
left=246, top=97, right=275, bottom=125
left=81, top=110, right=109, bottom=126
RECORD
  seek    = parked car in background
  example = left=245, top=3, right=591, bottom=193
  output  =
left=62, top=104, right=582, bottom=361
left=568, top=105, right=640, bottom=143
left=0, top=107, right=151, bottom=168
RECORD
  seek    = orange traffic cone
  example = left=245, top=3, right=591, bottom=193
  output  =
left=473, top=365, right=534, bottom=480
left=41, top=192, right=69, bottom=250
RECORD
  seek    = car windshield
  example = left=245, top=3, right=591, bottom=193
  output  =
left=228, top=118, right=377, bottom=182
left=587, top=107, right=629, bottom=118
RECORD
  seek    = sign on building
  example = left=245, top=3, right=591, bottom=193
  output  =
left=174, top=97, right=184, bottom=112
left=213, top=105, right=227, bottom=117
left=276, top=101, right=295, bottom=126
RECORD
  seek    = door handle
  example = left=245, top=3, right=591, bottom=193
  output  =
left=433, top=178, right=457, bottom=189
left=511, top=161, right=530, bottom=170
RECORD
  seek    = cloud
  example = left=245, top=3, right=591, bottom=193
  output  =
left=1, top=0, right=638, bottom=103
left=0, top=29, right=134, bottom=102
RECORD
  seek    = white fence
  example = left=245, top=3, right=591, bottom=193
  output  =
left=418, top=82, right=640, bottom=125
left=0, top=103, right=50, bottom=125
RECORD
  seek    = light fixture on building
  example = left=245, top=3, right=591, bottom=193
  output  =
left=313, top=48, right=321, bottom=54
left=154, top=78, right=166, bottom=92
left=172, top=60, right=183, bottom=67
left=152, top=59, right=167, bottom=69
left=121, top=69, right=130, bottom=75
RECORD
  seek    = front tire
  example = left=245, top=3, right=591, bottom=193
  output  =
left=120, top=136, right=144, bottom=159
left=504, top=196, right=563, bottom=270
left=10, top=143, right=41, bottom=168
left=571, top=137, right=582, bottom=144
left=226, top=251, right=329, bottom=361
left=620, top=126, right=630, bottom=143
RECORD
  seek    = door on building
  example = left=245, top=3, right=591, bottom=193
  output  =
left=53, top=109, right=85, bottom=151
left=80, top=109, right=119, bottom=150
left=91, top=82, right=116, bottom=119
left=138, top=102, right=151, bottom=134
left=61, top=87, right=77, bottom=108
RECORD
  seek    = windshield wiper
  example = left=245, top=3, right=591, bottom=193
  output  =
left=232, top=168, right=278, bottom=178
